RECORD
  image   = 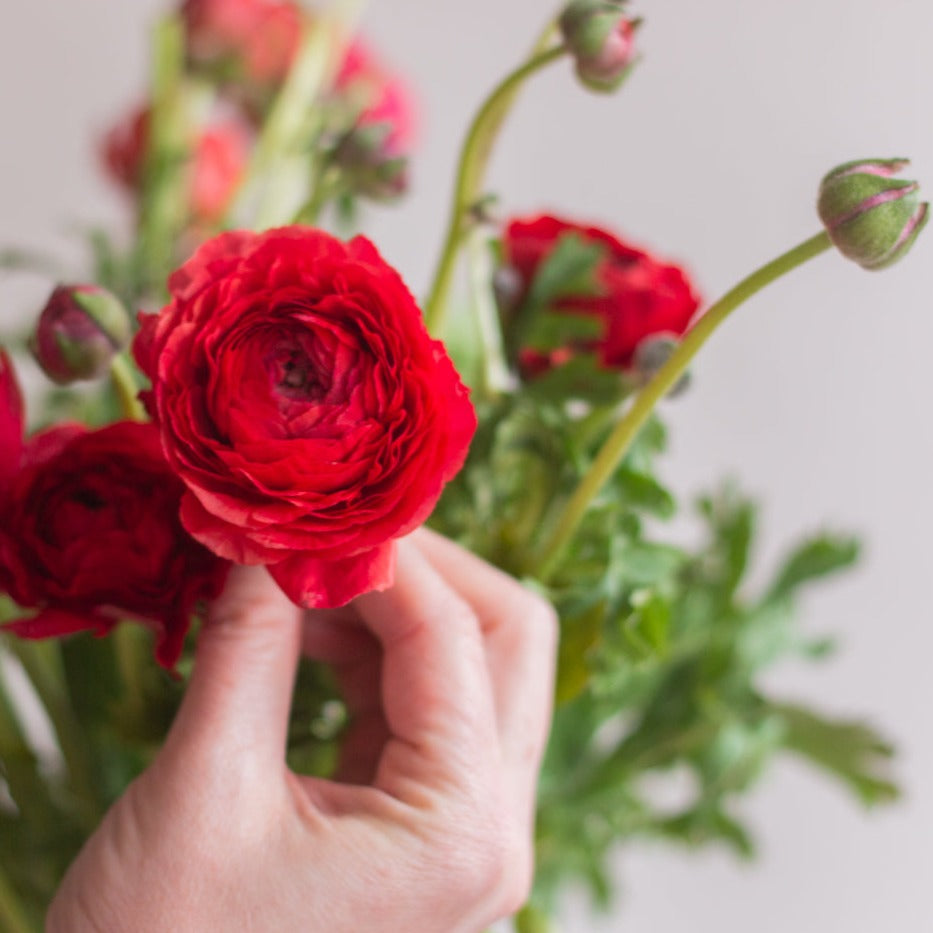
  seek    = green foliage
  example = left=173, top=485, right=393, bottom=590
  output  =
left=0, top=11, right=900, bottom=929
left=431, top=387, right=893, bottom=916
left=503, top=232, right=607, bottom=366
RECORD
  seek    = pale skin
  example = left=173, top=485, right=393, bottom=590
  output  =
left=46, top=529, right=558, bottom=932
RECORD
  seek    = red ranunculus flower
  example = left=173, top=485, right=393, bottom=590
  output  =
left=133, top=227, right=476, bottom=608
left=181, top=0, right=302, bottom=85
left=504, top=214, right=702, bottom=370
left=336, top=37, right=417, bottom=157
left=103, top=105, right=251, bottom=222
left=0, top=351, right=229, bottom=669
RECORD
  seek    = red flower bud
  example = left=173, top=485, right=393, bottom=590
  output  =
left=30, top=285, right=130, bottom=385
left=332, top=124, right=410, bottom=201
left=559, top=0, right=640, bottom=92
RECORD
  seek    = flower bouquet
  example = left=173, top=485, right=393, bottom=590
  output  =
left=0, top=0, right=927, bottom=929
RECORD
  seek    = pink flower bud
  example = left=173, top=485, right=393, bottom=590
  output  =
left=559, top=0, right=640, bottom=92
left=31, top=285, right=130, bottom=385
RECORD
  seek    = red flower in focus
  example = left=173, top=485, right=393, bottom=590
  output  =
left=0, top=352, right=228, bottom=669
left=503, top=214, right=701, bottom=371
left=103, top=105, right=251, bottom=222
left=133, top=227, right=476, bottom=609
left=336, top=37, right=417, bottom=156
left=181, top=0, right=301, bottom=85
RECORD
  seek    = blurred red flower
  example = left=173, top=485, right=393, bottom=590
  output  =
left=0, top=352, right=228, bottom=669
left=503, top=214, right=701, bottom=371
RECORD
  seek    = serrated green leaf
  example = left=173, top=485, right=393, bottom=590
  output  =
left=694, top=486, right=756, bottom=605
left=523, top=308, right=603, bottom=352
left=766, top=535, right=860, bottom=602
left=773, top=702, right=899, bottom=806
left=612, top=467, right=676, bottom=519
left=525, top=232, right=606, bottom=311
left=523, top=354, right=624, bottom=407
left=610, top=541, right=684, bottom=588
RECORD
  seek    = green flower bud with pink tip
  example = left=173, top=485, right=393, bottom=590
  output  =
left=31, top=285, right=130, bottom=385
left=817, top=158, right=929, bottom=270
left=559, top=0, right=640, bottom=93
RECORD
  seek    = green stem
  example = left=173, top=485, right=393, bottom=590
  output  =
left=293, top=163, right=342, bottom=227
left=0, top=664, right=53, bottom=822
left=7, top=641, right=100, bottom=824
left=467, top=230, right=512, bottom=398
left=113, top=623, right=150, bottom=729
left=423, top=44, right=568, bottom=335
left=137, top=16, right=189, bottom=296
left=237, top=0, right=365, bottom=229
left=532, top=230, right=833, bottom=581
left=110, top=355, right=146, bottom=422
left=515, top=903, right=559, bottom=933
left=0, top=863, right=32, bottom=933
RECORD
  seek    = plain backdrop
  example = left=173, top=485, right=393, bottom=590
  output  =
left=1, top=2, right=931, bottom=930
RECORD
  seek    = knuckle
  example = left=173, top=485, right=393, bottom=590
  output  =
left=434, top=807, right=534, bottom=916
left=493, top=819, right=535, bottom=916
left=528, top=595, right=559, bottom=646
left=438, top=806, right=511, bottom=900
left=507, top=590, right=559, bottom=653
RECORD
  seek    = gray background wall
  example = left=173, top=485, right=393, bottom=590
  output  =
left=1, top=2, right=930, bottom=929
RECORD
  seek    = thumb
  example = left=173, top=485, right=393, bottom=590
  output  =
left=166, top=564, right=302, bottom=767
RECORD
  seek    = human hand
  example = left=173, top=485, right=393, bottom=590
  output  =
left=47, top=529, right=558, bottom=932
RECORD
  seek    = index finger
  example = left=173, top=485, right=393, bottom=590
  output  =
left=352, top=538, right=499, bottom=801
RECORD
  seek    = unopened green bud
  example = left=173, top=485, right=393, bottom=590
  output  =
left=633, top=336, right=690, bottom=397
left=818, top=158, right=929, bottom=270
left=31, top=285, right=130, bottom=385
left=559, top=0, right=639, bottom=93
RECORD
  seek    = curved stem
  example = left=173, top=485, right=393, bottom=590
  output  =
left=423, top=45, right=567, bottom=335
left=532, top=230, right=834, bottom=581
left=110, top=355, right=146, bottom=422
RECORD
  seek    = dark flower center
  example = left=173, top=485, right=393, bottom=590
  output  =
left=272, top=347, right=328, bottom=402
left=72, top=488, right=106, bottom=510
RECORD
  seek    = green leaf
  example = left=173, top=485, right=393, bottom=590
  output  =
left=766, top=534, right=860, bottom=602
left=523, top=354, right=624, bottom=407
left=525, top=232, right=606, bottom=311
left=609, top=541, right=684, bottom=588
left=612, top=467, right=676, bottom=519
left=656, top=806, right=756, bottom=858
left=773, top=702, right=899, bottom=805
left=556, top=602, right=605, bottom=704
left=622, top=590, right=671, bottom=658
left=696, top=486, right=756, bottom=602
left=523, top=308, right=602, bottom=352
